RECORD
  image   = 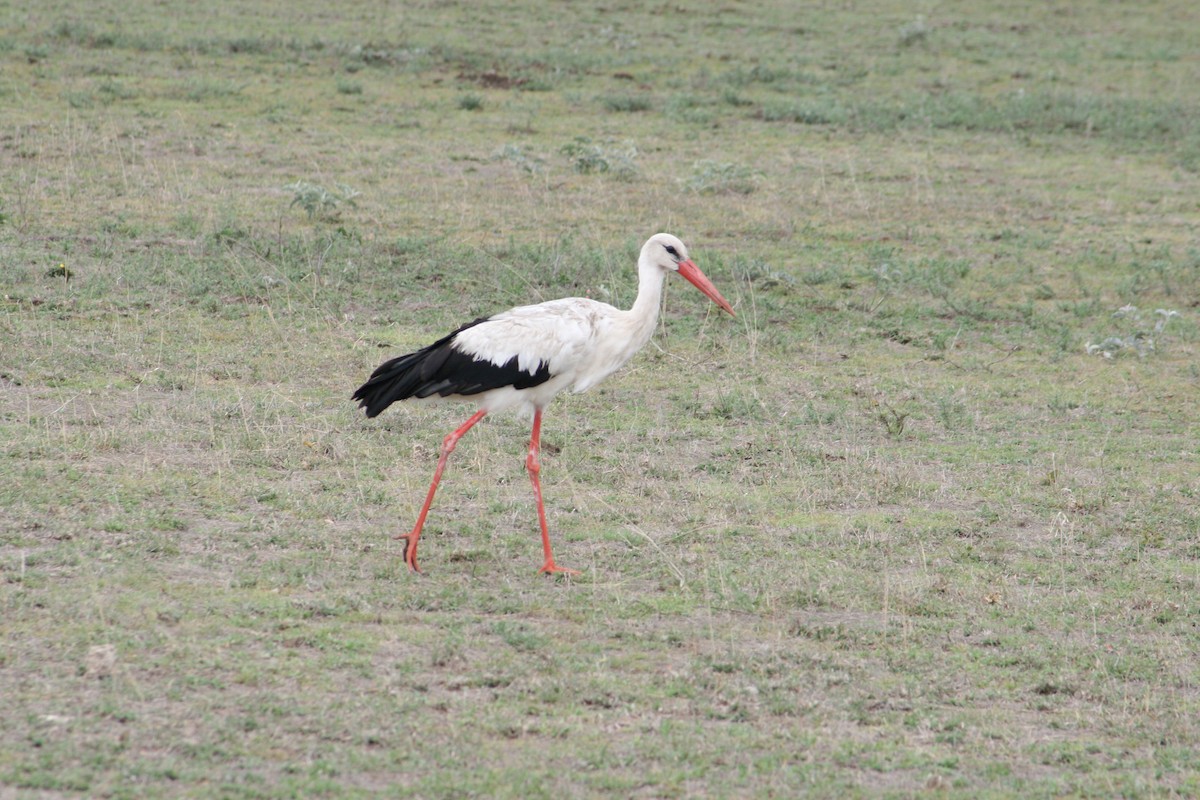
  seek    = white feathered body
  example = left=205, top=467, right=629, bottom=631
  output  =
left=351, top=232, right=725, bottom=421
left=449, top=295, right=658, bottom=413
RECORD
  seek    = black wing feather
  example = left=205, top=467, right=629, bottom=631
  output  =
left=352, top=317, right=553, bottom=418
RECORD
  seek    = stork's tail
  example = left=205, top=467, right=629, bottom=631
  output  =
left=353, top=316, right=556, bottom=418
left=352, top=318, right=490, bottom=418
left=351, top=350, right=430, bottom=418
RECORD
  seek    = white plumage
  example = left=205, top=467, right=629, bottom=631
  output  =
left=353, top=232, right=734, bottom=575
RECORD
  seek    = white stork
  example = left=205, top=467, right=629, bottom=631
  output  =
left=353, top=233, right=735, bottom=575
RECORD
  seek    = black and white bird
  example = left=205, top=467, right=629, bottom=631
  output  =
left=352, top=233, right=735, bottom=575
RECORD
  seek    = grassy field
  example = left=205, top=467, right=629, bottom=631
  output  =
left=2, top=0, right=1199, bottom=796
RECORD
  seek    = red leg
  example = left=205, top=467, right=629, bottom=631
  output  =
left=397, top=409, right=487, bottom=573
left=526, top=409, right=579, bottom=576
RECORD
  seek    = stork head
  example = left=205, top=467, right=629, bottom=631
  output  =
left=642, top=233, right=735, bottom=316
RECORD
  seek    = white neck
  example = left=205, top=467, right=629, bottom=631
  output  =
left=622, top=253, right=668, bottom=351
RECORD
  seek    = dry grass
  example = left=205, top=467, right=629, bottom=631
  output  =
left=2, top=0, right=1199, bottom=797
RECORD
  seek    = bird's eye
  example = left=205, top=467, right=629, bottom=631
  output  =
left=664, top=245, right=679, bottom=258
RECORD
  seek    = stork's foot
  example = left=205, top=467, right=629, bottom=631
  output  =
left=538, top=560, right=580, bottom=577
left=393, top=533, right=423, bottom=574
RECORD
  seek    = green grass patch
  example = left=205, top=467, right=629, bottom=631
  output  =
left=1, top=0, right=1198, bottom=797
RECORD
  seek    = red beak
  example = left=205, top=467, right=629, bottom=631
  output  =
left=676, top=259, right=735, bottom=316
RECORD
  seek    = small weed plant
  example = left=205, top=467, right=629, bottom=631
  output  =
left=285, top=180, right=361, bottom=220
left=559, top=137, right=639, bottom=180
left=1085, top=305, right=1181, bottom=358
left=457, top=93, right=483, bottom=111
left=600, top=94, right=652, bottom=113
left=683, top=160, right=760, bottom=194
left=494, top=144, right=545, bottom=174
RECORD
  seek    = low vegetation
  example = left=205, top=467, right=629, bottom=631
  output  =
left=1, top=0, right=1197, bottom=797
